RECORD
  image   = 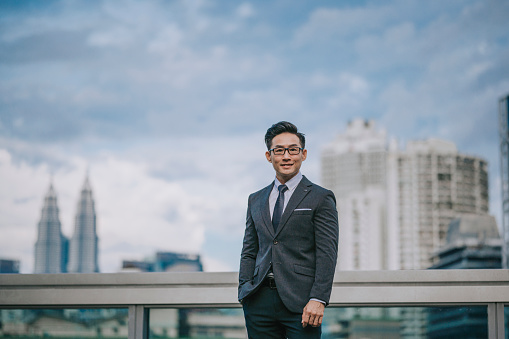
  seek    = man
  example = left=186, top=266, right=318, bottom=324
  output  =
left=239, top=121, right=339, bottom=338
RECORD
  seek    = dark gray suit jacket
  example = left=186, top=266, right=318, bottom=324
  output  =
left=238, top=176, right=339, bottom=313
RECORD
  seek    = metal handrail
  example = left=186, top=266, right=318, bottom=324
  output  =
left=1, top=270, right=508, bottom=338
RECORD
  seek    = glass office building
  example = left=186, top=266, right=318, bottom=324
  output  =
left=499, top=93, right=509, bottom=268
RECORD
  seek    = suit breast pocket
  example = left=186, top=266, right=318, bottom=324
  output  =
left=292, top=209, right=313, bottom=215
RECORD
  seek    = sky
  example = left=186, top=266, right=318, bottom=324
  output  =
left=1, top=0, right=508, bottom=273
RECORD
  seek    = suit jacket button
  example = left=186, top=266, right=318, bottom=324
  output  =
left=273, top=240, right=278, bottom=245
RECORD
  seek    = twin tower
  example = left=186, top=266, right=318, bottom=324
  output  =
left=34, top=175, right=99, bottom=274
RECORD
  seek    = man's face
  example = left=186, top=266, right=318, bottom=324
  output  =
left=265, top=132, right=307, bottom=184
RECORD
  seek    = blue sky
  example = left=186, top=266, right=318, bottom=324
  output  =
left=1, top=0, right=508, bottom=273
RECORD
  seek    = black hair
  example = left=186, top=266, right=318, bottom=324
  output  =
left=264, top=121, right=305, bottom=150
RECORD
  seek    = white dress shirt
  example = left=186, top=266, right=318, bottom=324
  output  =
left=269, top=172, right=303, bottom=220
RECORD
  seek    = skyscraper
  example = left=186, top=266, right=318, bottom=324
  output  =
left=395, top=139, right=489, bottom=269
left=499, top=93, right=509, bottom=268
left=68, top=176, right=99, bottom=273
left=322, top=119, right=390, bottom=270
left=34, top=183, right=68, bottom=273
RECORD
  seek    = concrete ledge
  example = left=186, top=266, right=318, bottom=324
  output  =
left=1, top=270, right=508, bottom=307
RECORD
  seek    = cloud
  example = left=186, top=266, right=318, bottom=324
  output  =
left=1, top=0, right=508, bottom=273
left=293, top=5, right=392, bottom=46
left=0, top=1, right=285, bottom=143
left=236, top=3, right=255, bottom=19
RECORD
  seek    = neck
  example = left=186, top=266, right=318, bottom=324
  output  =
left=276, top=173, right=298, bottom=185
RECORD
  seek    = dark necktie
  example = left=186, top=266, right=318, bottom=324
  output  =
left=272, top=184, right=288, bottom=233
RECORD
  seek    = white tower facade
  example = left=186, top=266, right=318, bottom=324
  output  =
left=34, top=183, right=68, bottom=273
left=68, top=176, right=99, bottom=273
left=322, top=119, right=389, bottom=270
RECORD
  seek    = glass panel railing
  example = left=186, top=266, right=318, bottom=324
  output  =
left=149, top=306, right=487, bottom=339
left=505, top=305, right=509, bottom=339
left=0, top=308, right=128, bottom=338
left=323, top=307, right=487, bottom=339
left=149, top=308, right=246, bottom=339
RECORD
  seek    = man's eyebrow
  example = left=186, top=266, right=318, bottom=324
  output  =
left=273, top=144, right=300, bottom=148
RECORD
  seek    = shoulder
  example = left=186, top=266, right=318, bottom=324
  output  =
left=302, top=176, right=334, bottom=196
left=301, top=176, right=336, bottom=204
left=248, top=183, right=273, bottom=200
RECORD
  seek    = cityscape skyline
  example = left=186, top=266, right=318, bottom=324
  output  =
left=7, top=119, right=499, bottom=274
left=1, top=0, right=508, bottom=273
left=322, top=119, right=491, bottom=271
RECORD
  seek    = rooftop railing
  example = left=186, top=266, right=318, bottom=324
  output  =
left=1, top=269, right=508, bottom=338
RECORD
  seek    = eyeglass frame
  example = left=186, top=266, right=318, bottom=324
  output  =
left=268, top=147, right=304, bottom=156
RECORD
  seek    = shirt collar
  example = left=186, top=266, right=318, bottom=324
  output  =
left=274, top=172, right=303, bottom=192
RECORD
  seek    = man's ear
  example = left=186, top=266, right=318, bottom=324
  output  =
left=265, top=151, right=272, bottom=162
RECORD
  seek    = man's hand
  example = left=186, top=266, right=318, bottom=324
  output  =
left=301, top=300, right=325, bottom=327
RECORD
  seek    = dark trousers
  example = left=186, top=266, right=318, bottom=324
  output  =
left=242, top=285, right=321, bottom=339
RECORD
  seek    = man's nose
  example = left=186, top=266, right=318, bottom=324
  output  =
left=282, top=150, right=291, bottom=159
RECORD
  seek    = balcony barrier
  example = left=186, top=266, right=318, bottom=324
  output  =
left=1, top=269, right=508, bottom=338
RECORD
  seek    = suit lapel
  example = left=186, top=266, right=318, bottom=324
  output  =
left=258, top=183, right=274, bottom=237
left=275, top=176, right=312, bottom=237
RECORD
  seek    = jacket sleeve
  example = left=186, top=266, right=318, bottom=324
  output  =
left=309, top=190, right=339, bottom=304
left=238, top=195, right=258, bottom=300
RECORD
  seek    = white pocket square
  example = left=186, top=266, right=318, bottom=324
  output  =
left=294, top=208, right=312, bottom=211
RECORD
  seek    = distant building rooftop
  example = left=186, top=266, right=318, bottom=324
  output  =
left=0, top=259, right=20, bottom=274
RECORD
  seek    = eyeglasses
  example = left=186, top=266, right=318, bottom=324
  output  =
left=269, top=147, right=303, bottom=156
